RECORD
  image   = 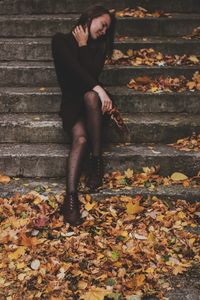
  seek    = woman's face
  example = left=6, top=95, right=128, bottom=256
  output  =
left=89, top=13, right=111, bottom=39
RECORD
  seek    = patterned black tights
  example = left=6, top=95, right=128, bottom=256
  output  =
left=66, top=91, right=103, bottom=193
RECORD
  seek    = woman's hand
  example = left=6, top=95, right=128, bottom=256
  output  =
left=72, top=25, right=89, bottom=47
left=93, top=85, right=113, bottom=114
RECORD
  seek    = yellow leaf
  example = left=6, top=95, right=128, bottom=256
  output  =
left=16, top=262, right=26, bottom=270
left=172, top=265, right=185, bottom=275
left=86, top=194, right=91, bottom=201
left=96, top=274, right=108, bottom=280
left=127, top=49, right=133, bottom=56
left=124, top=168, right=134, bottom=178
left=143, top=166, right=151, bottom=173
left=39, top=87, right=46, bottom=92
left=156, top=215, right=164, bottom=221
left=85, top=202, right=96, bottom=211
left=8, top=246, right=26, bottom=260
left=147, top=232, right=155, bottom=243
left=177, top=211, right=186, bottom=219
left=78, top=281, right=88, bottom=289
left=80, top=287, right=110, bottom=300
left=171, top=172, right=188, bottom=181
left=188, top=55, right=199, bottom=63
left=151, top=86, right=158, bottom=93
left=119, top=230, right=129, bottom=237
left=188, top=238, right=196, bottom=247
left=33, top=196, right=43, bottom=205
left=126, top=201, right=144, bottom=215
left=18, top=273, right=27, bottom=281
left=145, top=267, right=155, bottom=274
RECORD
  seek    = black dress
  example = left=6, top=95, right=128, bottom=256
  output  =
left=51, top=31, right=114, bottom=137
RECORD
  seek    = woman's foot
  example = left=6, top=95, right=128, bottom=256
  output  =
left=60, top=191, right=83, bottom=226
left=85, top=154, right=104, bottom=192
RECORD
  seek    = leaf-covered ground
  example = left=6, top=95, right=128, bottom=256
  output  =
left=0, top=161, right=200, bottom=299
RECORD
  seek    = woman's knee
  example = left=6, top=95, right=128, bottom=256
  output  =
left=83, top=90, right=101, bottom=109
left=73, top=135, right=88, bottom=146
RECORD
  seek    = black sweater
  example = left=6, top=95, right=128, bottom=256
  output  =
left=51, top=31, right=107, bottom=132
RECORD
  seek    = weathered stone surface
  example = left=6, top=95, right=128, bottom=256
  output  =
left=0, top=0, right=199, bottom=14
left=0, top=176, right=200, bottom=203
left=1, top=87, right=200, bottom=114
left=0, top=14, right=199, bottom=37
left=0, top=143, right=199, bottom=177
left=1, top=37, right=200, bottom=61
left=0, top=62, right=199, bottom=87
left=0, top=112, right=199, bottom=144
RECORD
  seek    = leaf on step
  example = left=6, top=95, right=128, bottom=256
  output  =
left=0, top=175, right=11, bottom=184
left=124, top=168, right=134, bottom=178
left=171, top=172, right=188, bottom=181
left=188, top=55, right=199, bottom=63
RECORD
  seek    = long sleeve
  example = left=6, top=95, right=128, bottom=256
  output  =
left=78, top=44, right=107, bottom=79
left=51, top=33, right=99, bottom=93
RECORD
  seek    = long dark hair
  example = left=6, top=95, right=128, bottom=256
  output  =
left=71, top=5, right=116, bottom=59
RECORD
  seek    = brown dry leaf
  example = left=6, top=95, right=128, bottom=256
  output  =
left=126, top=201, right=144, bottom=215
left=80, top=287, right=111, bottom=300
left=0, top=175, right=11, bottom=184
left=135, top=274, right=146, bottom=287
left=115, top=7, right=170, bottom=18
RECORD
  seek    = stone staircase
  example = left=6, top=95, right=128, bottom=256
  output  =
left=0, top=0, right=200, bottom=201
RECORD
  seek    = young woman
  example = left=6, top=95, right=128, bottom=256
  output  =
left=51, top=5, right=116, bottom=226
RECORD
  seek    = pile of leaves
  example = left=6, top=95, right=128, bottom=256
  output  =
left=100, top=167, right=200, bottom=191
left=167, top=132, right=200, bottom=152
left=183, top=26, right=200, bottom=40
left=127, top=71, right=200, bottom=93
left=115, top=7, right=170, bottom=18
left=0, top=188, right=200, bottom=299
left=105, top=48, right=200, bottom=66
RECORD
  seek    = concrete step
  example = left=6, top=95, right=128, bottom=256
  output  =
left=0, top=143, right=199, bottom=177
left=0, top=112, right=199, bottom=144
left=0, top=14, right=199, bottom=37
left=0, top=62, right=199, bottom=87
left=0, top=177, right=199, bottom=203
left=0, top=0, right=199, bottom=14
left=0, top=87, right=200, bottom=114
left=1, top=37, right=200, bottom=62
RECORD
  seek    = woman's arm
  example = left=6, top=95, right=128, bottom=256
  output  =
left=51, top=32, right=99, bottom=93
left=78, top=43, right=107, bottom=79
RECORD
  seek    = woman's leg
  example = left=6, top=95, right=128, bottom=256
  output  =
left=83, top=90, right=103, bottom=157
left=61, top=117, right=88, bottom=226
left=83, top=91, right=104, bottom=191
left=66, top=117, right=88, bottom=194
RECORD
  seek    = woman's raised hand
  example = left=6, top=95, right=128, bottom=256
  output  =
left=72, top=25, right=89, bottom=47
left=93, top=85, right=113, bottom=114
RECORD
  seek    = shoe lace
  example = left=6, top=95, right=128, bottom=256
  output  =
left=91, top=156, right=103, bottom=176
left=68, top=192, right=79, bottom=211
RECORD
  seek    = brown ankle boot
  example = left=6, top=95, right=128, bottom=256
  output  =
left=60, top=191, right=83, bottom=226
left=86, top=155, right=104, bottom=192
